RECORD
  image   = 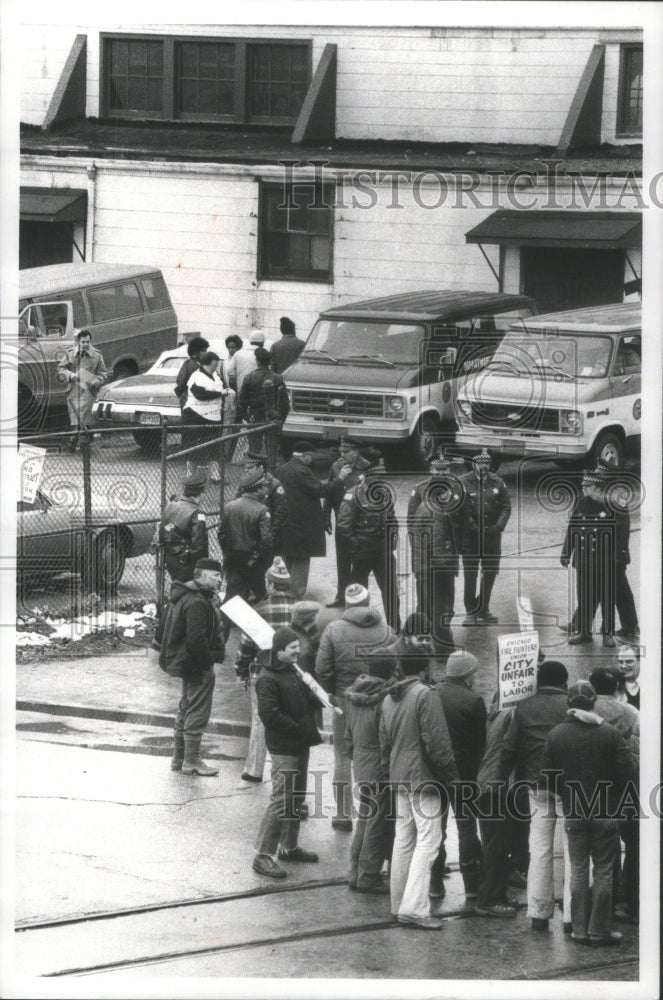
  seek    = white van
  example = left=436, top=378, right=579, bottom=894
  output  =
left=455, top=302, right=641, bottom=467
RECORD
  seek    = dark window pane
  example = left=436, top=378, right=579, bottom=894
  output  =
left=251, top=83, right=269, bottom=116
left=264, top=233, right=290, bottom=270
left=308, top=206, right=331, bottom=235
left=147, top=43, right=163, bottom=74
left=219, top=45, right=233, bottom=67
left=88, top=282, right=142, bottom=323
left=310, top=236, right=330, bottom=270
left=146, top=78, right=163, bottom=111
left=270, top=85, right=290, bottom=117
left=181, top=80, right=198, bottom=113
left=128, top=43, right=147, bottom=73
left=199, top=44, right=217, bottom=78
left=181, top=43, right=198, bottom=77
left=218, top=82, right=234, bottom=115
left=252, top=47, right=271, bottom=80
left=291, top=84, right=307, bottom=111
left=141, top=276, right=171, bottom=311
left=109, top=78, right=128, bottom=110
left=127, top=78, right=147, bottom=110
left=199, top=80, right=217, bottom=114
left=289, top=234, right=311, bottom=270
left=110, top=41, right=127, bottom=74
left=291, top=48, right=308, bottom=80
left=260, top=183, right=332, bottom=280
left=271, top=47, right=289, bottom=79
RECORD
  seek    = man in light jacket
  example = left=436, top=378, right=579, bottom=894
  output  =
left=380, top=653, right=459, bottom=930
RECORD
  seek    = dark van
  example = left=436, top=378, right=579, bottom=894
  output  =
left=281, top=290, right=536, bottom=468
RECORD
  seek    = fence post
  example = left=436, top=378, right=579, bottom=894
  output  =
left=82, top=438, right=92, bottom=527
left=156, top=417, right=168, bottom=616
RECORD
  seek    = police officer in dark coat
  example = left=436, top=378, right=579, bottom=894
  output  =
left=238, top=451, right=288, bottom=557
left=160, top=469, right=209, bottom=582
left=270, top=316, right=305, bottom=374
left=337, top=454, right=401, bottom=633
left=218, top=469, right=273, bottom=610
left=237, top=347, right=290, bottom=471
left=407, top=454, right=464, bottom=608
left=561, top=469, right=620, bottom=647
left=276, top=442, right=353, bottom=600
left=597, top=462, right=639, bottom=641
left=323, top=437, right=372, bottom=608
left=460, top=449, right=511, bottom=624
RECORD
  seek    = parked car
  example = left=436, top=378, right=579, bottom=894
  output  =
left=17, top=485, right=155, bottom=595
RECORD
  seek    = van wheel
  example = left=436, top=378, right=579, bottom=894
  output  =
left=589, top=431, right=623, bottom=469
left=410, top=415, right=439, bottom=471
left=113, top=363, right=136, bottom=382
left=132, top=429, right=161, bottom=455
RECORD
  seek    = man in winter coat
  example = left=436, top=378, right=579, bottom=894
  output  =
left=276, top=442, right=353, bottom=599
left=373, top=611, right=434, bottom=677
left=460, top=449, right=511, bottom=624
left=337, top=454, right=400, bottom=633
left=235, top=557, right=296, bottom=784
left=316, top=583, right=396, bottom=830
left=323, top=437, right=372, bottom=608
left=407, top=454, right=465, bottom=607
left=344, top=655, right=397, bottom=893
left=57, top=329, right=108, bottom=451
left=237, top=347, right=290, bottom=470
left=270, top=316, right=305, bottom=374
left=253, top=627, right=322, bottom=878
left=499, top=659, right=571, bottom=933
left=541, top=680, right=636, bottom=946
left=432, top=651, right=486, bottom=900
left=160, top=470, right=209, bottom=582
left=380, top=654, right=459, bottom=929
left=218, top=470, right=273, bottom=611
left=153, top=558, right=225, bottom=776
left=238, top=451, right=287, bottom=556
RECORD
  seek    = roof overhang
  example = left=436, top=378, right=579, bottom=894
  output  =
left=20, top=187, right=87, bottom=223
left=465, top=210, right=642, bottom=250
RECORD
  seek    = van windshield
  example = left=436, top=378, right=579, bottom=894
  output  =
left=489, top=332, right=614, bottom=379
left=304, top=319, right=425, bottom=365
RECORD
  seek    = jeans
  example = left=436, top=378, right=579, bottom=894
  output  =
left=476, top=788, right=511, bottom=907
left=527, top=788, right=571, bottom=921
left=565, top=817, right=620, bottom=938
left=243, top=674, right=268, bottom=779
left=254, top=750, right=310, bottom=856
left=331, top=694, right=352, bottom=820
left=174, top=668, right=215, bottom=739
left=349, top=782, right=395, bottom=886
left=391, top=787, right=443, bottom=919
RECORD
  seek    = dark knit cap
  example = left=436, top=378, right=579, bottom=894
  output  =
left=280, top=316, right=296, bottom=335
left=367, top=654, right=396, bottom=680
left=195, top=558, right=222, bottom=572
left=272, top=626, right=299, bottom=654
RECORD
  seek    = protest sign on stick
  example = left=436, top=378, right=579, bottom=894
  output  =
left=497, top=631, right=539, bottom=710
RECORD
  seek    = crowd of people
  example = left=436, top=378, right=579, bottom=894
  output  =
left=153, top=422, right=641, bottom=943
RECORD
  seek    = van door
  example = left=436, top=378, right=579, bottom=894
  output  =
left=18, top=300, right=75, bottom=412
left=609, top=333, right=641, bottom=444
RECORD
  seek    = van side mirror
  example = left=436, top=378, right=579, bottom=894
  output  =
left=439, top=347, right=457, bottom=367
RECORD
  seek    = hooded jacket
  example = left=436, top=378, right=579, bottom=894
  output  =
left=154, top=580, right=224, bottom=679
left=435, top=677, right=487, bottom=777
left=344, top=674, right=393, bottom=784
left=315, top=606, right=396, bottom=695
left=380, top=677, right=459, bottom=788
left=541, top=709, right=637, bottom=817
left=256, top=658, right=322, bottom=756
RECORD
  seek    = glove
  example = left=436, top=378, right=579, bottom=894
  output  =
left=560, top=555, right=570, bottom=568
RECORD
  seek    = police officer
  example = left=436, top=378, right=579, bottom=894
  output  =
left=238, top=451, right=288, bottom=557
left=323, top=437, right=372, bottom=608
left=407, top=454, right=464, bottom=607
left=597, top=461, right=639, bottom=641
left=337, top=453, right=400, bottom=633
left=160, top=469, right=209, bottom=582
left=218, top=468, right=274, bottom=611
left=561, top=468, right=619, bottom=647
left=237, top=347, right=290, bottom=471
left=460, top=449, right=511, bottom=624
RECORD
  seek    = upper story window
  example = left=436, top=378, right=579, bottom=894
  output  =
left=617, top=45, right=643, bottom=137
left=258, top=181, right=334, bottom=283
left=101, top=34, right=311, bottom=124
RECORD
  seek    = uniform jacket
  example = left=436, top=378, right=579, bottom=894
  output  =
left=218, top=495, right=273, bottom=562
left=344, top=674, right=393, bottom=784
left=336, top=479, right=398, bottom=554
left=154, top=579, right=225, bottom=679
left=276, top=456, right=343, bottom=558
left=256, top=659, right=322, bottom=755
left=160, top=494, right=208, bottom=579
left=499, top=685, right=569, bottom=787
left=270, top=334, right=305, bottom=374
left=541, top=710, right=637, bottom=816
left=237, top=366, right=289, bottom=424
left=562, top=495, right=629, bottom=567
left=174, top=358, right=200, bottom=409
left=323, top=455, right=372, bottom=522
left=236, top=472, right=287, bottom=549
left=435, top=677, right=487, bottom=776
left=407, top=473, right=465, bottom=567
left=411, top=502, right=460, bottom=576
left=459, top=470, right=511, bottom=551
left=315, top=606, right=395, bottom=695
left=379, top=677, right=459, bottom=787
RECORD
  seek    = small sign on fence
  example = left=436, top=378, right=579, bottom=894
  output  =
left=497, top=631, right=539, bottom=710
left=19, top=443, right=47, bottom=504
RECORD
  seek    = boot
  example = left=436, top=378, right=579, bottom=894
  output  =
left=171, top=736, right=185, bottom=771
left=182, top=736, right=219, bottom=776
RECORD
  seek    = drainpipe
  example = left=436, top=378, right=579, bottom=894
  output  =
left=85, top=162, right=97, bottom=261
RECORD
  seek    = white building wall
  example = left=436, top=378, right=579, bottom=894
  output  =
left=19, top=21, right=636, bottom=147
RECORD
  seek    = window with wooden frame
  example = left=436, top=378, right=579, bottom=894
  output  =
left=101, top=34, right=311, bottom=124
left=617, top=45, right=643, bottom=137
left=258, top=181, right=334, bottom=283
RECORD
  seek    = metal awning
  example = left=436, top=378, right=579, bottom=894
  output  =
left=20, top=187, right=87, bottom=223
left=465, top=210, right=642, bottom=250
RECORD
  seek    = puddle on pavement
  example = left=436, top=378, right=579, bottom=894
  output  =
left=16, top=720, right=86, bottom=734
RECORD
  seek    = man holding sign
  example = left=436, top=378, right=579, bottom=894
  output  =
left=57, top=329, right=107, bottom=451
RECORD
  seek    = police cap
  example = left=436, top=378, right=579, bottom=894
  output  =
left=183, top=469, right=207, bottom=489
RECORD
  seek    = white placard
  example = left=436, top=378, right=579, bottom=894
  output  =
left=517, top=595, right=534, bottom=633
left=220, top=595, right=274, bottom=650
left=19, top=443, right=47, bottom=504
left=497, top=631, right=539, bottom=710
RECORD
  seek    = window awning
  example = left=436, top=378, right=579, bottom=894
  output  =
left=465, top=210, right=642, bottom=250
left=20, top=187, right=87, bottom=223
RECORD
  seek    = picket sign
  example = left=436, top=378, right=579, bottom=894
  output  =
left=19, top=443, right=47, bottom=504
left=497, top=630, right=539, bottom=711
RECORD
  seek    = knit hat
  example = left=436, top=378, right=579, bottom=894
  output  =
left=292, top=440, right=316, bottom=454
left=195, top=558, right=222, bottom=573
left=272, top=626, right=299, bottom=654
left=280, top=316, right=296, bottom=335
left=291, top=600, right=321, bottom=623
left=238, top=468, right=267, bottom=493
left=446, top=650, right=479, bottom=680
left=183, top=469, right=207, bottom=489
left=265, top=556, right=291, bottom=586
left=567, top=679, right=597, bottom=710
left=367, top=654, right=396, bottom=680
left=249, top=329, right=265, bottom=344
left=345, top=583, right=369, bottom=606
left=404, top=612, right=431, bottom=636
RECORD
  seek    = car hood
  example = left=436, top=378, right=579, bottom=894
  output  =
left=460, top=372, right=602, bottom=406
left=285, top=359, right=417, bottom=391
left=97, top=374, right=177, bottom=405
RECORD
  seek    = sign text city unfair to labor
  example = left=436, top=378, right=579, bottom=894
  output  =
left=497, top=632, right=539, bottom=710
